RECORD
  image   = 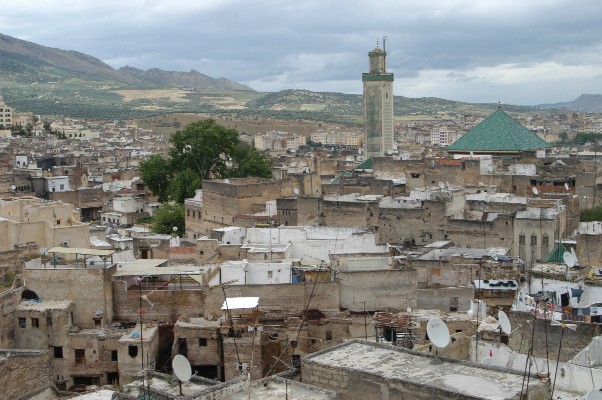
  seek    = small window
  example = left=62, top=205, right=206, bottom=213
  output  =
left=31, top=318, right=39, bottom=328
left=198, top=338, right=208, bottom=347
left=325, top=330, right=332, bottom=341
left=75, top=349, right=85, bottom=365
left=111, top=350, right=118, bottom=361
left=54, top=346, right=63, bottom=359
left=531, top=235, right=537, bottom=246
left=18, top=318, right=26, bottom=328
left=267, top=271, right=273, bottom=279
left=519, top=234, right=526, bottom=245
left=128, top=345, right=138, bottom=358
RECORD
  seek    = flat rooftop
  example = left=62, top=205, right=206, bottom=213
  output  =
left=305, top=341, right=545, bottom=400
left=221, top=377, right=335, bottom=400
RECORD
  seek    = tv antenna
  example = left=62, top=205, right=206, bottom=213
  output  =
left=172, top=354, right=192, bottom=396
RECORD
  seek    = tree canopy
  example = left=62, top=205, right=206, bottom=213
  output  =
left=140, top=119, right=272, bottom=204
left=151, top=203, right=185, bottom=236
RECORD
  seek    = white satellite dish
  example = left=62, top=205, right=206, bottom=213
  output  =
left=438, top=181, right=445, bottom=190
left=571, top=247, right=579, bottom=263
left=39, top=247, right=48, bottom=255
left=564, top=182, right=569, bottom=191
left=532, top=187, right=539, bottom=196
left=224, top=179, right=230, bottom=184
left=584, top=390, right=602, bottom=400
left=172, top=354, right=192, bottom=382
left=427, top=318, right=451, bottom=348
left=293, top=188, right=300, bottom=195
left=481, top=356, right=493, bottom=365
left=563, top=252, right=575, bottom=268
left=498, top=311, right=512, bottom=335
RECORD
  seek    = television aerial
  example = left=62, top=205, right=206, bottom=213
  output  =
left=172, top=354, right=192, bottom=395
left=427, top=318, right=451, bottom=349
left=532, top=187, right=539, bottom=196
left=498, top=311, right=512, bottom=335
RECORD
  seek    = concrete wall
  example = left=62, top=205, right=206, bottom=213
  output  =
left=417, top=286, right=473, bottom=313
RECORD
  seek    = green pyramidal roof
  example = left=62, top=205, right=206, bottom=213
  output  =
left=447, top=109, right=551, bottom=153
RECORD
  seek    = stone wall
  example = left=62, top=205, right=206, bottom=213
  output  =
left=0, top=286, right=22, bottom=348
left=203, top=282, right=340, bottom=318
left=0, top=349, right=52, bottom=400
left=378, top=200, right=447, bottom=245
left=338, top=269, right=416, bottom=312
left=112, top=283, right=204, bottom=322
left=417, top=287, right=473, bottom=313
left=24, top=266, right=115, bottom=329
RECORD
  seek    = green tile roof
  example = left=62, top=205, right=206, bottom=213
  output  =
left=447, top=109, right=551, bottom=153
left=355, top=157, right=374, bottom=171
left=545, top=243, right=568, bottom=264
left=330, top=171, right=352, bottom=185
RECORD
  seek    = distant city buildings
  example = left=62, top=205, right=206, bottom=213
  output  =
left=254, top=130, right=306, bottom=152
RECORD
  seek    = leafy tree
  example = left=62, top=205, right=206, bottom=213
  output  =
left=25, top=123, right=33, bottom=136
left=43, top=121, right=52, bottom=135
left=581, top=205, right=602, bottom=222
left=140, top=119, right=273, bottom=204
left=167, top=168, right=202, bottom=204
left=558, top=131, right=568, bottom=142
left=169, top=119, right=240, bottom=182
left=139, top=154, right=172, bottom=203
left=228, top=142, right=272, bottom=179
left=151, top=203, right=185, bottom=236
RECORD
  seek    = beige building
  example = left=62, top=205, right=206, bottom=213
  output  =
left=0, top=197, right=90, bottom=251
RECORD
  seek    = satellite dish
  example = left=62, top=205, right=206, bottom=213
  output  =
left=571, top=247, right=579, bottom=263
left=563, top=252, right=575, bottom=268
left=564, top=183, right=569, bottom=191
left=532, top=187, right=539, bottom=196
left=39, top=247, right=48, bottom=255
left=445, top=182, right=451, bottom=190
left=427, top=318, right=451, bottom=348
left=438, top=181, right=445, bottom=190
left=498, top=311, right=512, bottom=335
left=481, top=356, right=493, bottom=365
left=224, top=179, right=230, bottom=184
left=584, top=390, right=602, bottom=400
left=293, top=188, right=300, bottom=195
left=10, top=185, right=16, bottom=191
left=172, top=354, right=192, bottom=382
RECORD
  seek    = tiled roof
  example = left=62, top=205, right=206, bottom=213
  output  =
left=545, top=243, right=568, bottom=264
left=355, top=157, right=373, bottom=171
left=448, top=109, right=551, bottom=153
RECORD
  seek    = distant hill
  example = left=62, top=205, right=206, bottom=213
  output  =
left=0, top=33, right=250, bottom=90
left=537, top=94, right=602, bottom=112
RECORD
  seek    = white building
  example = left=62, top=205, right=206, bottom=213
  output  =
left=45, top=176, right=71, bottom=193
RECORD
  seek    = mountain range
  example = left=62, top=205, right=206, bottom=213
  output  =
left=1, top=32, right=602, bottom=120
left=0, top=33, right=250, bottom=90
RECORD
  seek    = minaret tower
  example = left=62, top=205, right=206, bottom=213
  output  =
left=362, top=37, right=394, bottom=157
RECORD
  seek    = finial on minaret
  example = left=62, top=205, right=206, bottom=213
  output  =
left=497, top=101, right=502, bottom=109
left=376, top=38, right=379, bottom=48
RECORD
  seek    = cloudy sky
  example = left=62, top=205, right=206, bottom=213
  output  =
left=1, top=0, right=602, bottom=105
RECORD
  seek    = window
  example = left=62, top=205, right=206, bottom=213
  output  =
left=128, top=345, right=138, bottom=358
left=54, top=347, right=63, bottom=359
left=267, top=271, right=273, bottom=278
left=31, top=318, right=39, bottom=328
left=325, top=330, right=332, bottom=341
left=198, top=338, right=208, bottom=347
left=519, top=234, right=526, bottom=245
left=450, top=297, right=459, bottom=312
left=531, top=235, right=537, bottom=246
left=75, top=349, right=85, bottom=365
left=111, top=350, right=118, bottom=361
left=18, top=318, right=26, bottom=328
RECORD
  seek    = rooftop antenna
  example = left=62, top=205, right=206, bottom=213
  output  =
left=382, top=36, right=388, bottom=73
left=172, top=354, right=192, bottom=396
